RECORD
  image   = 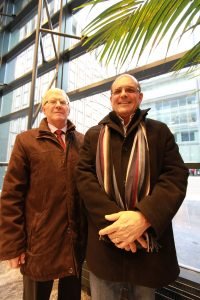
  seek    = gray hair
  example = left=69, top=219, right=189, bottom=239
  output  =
left=41, top=88, right=69, bottom=106
left=111, top=74, right=141, bottom=93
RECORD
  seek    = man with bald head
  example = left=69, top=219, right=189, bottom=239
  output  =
left=0, top=88, right=85, bottom=300
left=76, top=74, right=188, bottom=299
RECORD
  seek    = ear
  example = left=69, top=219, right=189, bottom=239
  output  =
left=138, top=92, right=143, bottom=105
left=42, top=105, right=46, bottom=115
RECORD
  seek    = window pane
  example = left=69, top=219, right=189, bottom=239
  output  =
left=68, top=50, right=116, bottom=91
left=173, top=173, right=200, bottom=272
left=70, top=92, right=111, bottom=133
left=9, top=0, right=60, bottom=51
left=140, top=69, right=200, bottom=163
left=139, top=70, right=200, bottom=273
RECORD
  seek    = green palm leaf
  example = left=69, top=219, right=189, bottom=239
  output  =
left=77, top=0, right=200, bottom=71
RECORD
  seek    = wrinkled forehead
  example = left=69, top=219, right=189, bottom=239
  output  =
left=46, top=90, right=67, bottom=100
left=111, top=76, right=139, bottom=91
left=42, top=89, right=69, bottom=105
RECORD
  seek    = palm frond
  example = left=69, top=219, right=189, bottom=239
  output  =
left=173, top=42, right=200, bottom=70
left=75, top=0, right=200, bottom=71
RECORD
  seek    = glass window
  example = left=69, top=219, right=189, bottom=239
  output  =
left=9, top=1, right=60, bottom=51
left=0, top=165, right=6, bottom=192
left=22, top=83, right=30, bottom=107
left=171, top=113, right=179, bottom=125
left=138, top=71, right=200, bottom=274
left=140, top=70, right=200, bottom=163
left=181, top=131, right=195, bottom=142
left=12, top=45, right=35, bottom=80
left=188, top=112, right=197, bottom=123
left=33, top=111, right=45, bottom=129
left=171, top=99, right=178, bottom=108
left=1, top=93, right=13, bottom=116
left=6, top=23, right=59, bottom=82
left=7, top=116, right=28, bottom=160
left=2, top=70, right=54, bottom=117
left=179, top=113, right=187, bottom=124
left=12, top=87, right=22, bottom=111
left=187, top=95, right=196, bottom=104
left=70, top=92, right=111, bottom=133
left=155, top=102, right=162, bottom=110
left=173, top=173, right=200, bottom=272
left=68, top=51, right=116, bottom=91
left=179, top=98, right=186, bottom=106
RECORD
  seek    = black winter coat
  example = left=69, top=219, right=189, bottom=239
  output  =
left=76, top=109, right=188, bottom=288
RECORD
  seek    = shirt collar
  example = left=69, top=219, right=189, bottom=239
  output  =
left=48, top=123, right=67, bottom=134
left=118, top=114, right=135, bottom=131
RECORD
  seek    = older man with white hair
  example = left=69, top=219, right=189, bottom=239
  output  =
left=0, top=88, right=86, bottom=300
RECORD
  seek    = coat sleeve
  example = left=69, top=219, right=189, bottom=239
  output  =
left=76, top=128, right=121, bottom=231
left=136, top=122, right=189, bottom=239
left=0, top=135, right=29, bottom=260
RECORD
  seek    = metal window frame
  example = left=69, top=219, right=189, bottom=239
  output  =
left=0, top=0, right=85, bottom=123
left=26, top=0, right=81, bottom=129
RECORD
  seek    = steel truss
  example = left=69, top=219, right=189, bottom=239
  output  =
left=28, top=0, right=81, bottom=129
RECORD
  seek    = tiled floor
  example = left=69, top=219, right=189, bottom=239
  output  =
left=0, top=261, right=90, bottom=300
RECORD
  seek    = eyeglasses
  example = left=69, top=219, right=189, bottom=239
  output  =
left=112, top=87, right=141, bottom=95
left=44, top=99, right=69, bottom=106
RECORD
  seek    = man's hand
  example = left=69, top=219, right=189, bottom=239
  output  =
left=99, top=211, right=151, bottom=249
left=8, top=253, right=25, bottom=268
left=123, top=236, right=148, bottom=253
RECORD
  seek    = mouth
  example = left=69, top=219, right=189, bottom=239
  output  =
left=54, top=112, right=64, bottom=116
left=119, top=101, right=130, bottom=105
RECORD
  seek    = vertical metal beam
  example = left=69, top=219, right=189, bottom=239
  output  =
left=43, top=0, right=58, bottom=61
left=39, top=35, right=46, bottom=64
left=27, top=0, right=43, bottom=129
left=27, top=0, right=80, bottom=128
left=55, top=0, right=63, bottom=87
left=56, top=0, right=70, bottom=90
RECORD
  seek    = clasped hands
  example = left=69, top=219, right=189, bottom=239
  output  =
left=99, top=211, right=150, bottom=253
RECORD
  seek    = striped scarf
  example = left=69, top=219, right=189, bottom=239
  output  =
left=96, top=122, right=150, bottom=210
left=96, top=121, right=160, bottom=253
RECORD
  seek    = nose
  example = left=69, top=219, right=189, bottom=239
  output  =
left=120, top=88, right=127, bottom=96
left=55, top=100, right=62, bottom=107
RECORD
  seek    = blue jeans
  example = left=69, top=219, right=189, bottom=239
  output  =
left=89, top=272, right=155, bottom=300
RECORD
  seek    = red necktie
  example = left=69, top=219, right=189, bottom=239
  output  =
left=55, top=130, right=66, bottom=150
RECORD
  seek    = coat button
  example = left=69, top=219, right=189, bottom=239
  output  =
left=67, top=227, right=71, bottom=233
left=68, top=267, right=73, bottom=274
